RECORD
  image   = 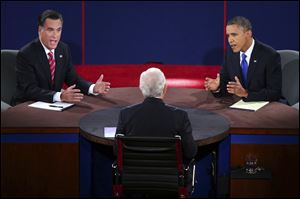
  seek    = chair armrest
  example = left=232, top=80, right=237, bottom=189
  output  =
left=1, top=101, right=11, bottom=112
left=184, top=158, right=195, bottom=171
left=292, top=102, right=299, bottom=110
left=112, top=161, right=121, bottom=185
left=183, top=159, right=196, bottom=194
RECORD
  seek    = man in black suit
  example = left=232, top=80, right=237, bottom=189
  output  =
left=115, top=67, right=198, bottom=163
left=13, top=10, right=110, bottom=105
left=204, top=16, right=282, bottom=102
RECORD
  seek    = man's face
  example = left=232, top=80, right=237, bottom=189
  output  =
left=226, top=24, right=251, bottom=53
left=38, top=18, right=62, bottom=50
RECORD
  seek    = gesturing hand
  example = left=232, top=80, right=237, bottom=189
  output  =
left=93, top=74, right=111, bottom=94
left=226, top=76, right=248, bottom=97
left=61, top=84, right=84, bottom=102
left=204, top=73, right=220, bottom=91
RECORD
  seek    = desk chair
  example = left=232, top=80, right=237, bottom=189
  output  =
left=112, top=134, right=195, bottom=198
left=277, top=50, right=299, bottom=107
left=1, top=49, right=18, bottom=111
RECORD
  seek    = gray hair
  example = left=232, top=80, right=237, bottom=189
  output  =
left=139, top=67, right=166, bottom=98
left=227, top=16, right=252, bottom=31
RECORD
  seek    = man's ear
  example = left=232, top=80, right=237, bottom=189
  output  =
left=246, top=30, right=252, bottom=38
left=38, top=26, right=42, bottom=34
left=162, top=83, right=168, bottom=98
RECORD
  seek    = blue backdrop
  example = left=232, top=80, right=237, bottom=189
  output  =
left=1, top=1, right=299, bottom=65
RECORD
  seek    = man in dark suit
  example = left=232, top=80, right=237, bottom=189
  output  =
left=115, top=67, right=198, bottom=163
left=13, top=10, right=110, bottom=105
left=204, top=16, right=282, bottom=102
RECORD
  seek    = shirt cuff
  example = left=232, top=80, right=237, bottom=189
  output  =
left=53, top=92, right=62, bottom=102
left=89, top=84, right=99, bottom=96
left=212, top=88, right=221, bottom=93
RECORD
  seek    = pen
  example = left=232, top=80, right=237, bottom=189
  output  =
left=49, top=105, right=64, bottom=108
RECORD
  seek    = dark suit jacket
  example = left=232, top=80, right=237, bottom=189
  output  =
left=114, top=97, right=198, bottom=162
left=12, top=38, right=92, bottom=105
left=215, top=39, right=282, bottom=101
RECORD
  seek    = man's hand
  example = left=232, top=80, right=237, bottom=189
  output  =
left=61, top=84, right=84, bottom=102
left=226, top=76, right=248, bottom=97
left=204, top=73, right=220, bottom=91
left=93, top=74, right=111, bottom=94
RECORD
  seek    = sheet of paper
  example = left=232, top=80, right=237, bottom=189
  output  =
left=28, top=101, right=74, bottom=111
left=229, top=99, right=269, bottom=111
left=104, top=127, right=117, bottom=138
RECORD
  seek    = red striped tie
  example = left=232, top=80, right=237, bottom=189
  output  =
left=48, top=51, right=56, bottom=83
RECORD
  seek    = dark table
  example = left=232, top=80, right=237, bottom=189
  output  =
left=79, top=107, right=230, bottom=146
left=1, top=87, right=298, bottom=198
left=2, top=87, right=298, bottom=133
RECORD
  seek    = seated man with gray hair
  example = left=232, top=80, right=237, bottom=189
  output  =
left=115, top=67, right=197, bottom=163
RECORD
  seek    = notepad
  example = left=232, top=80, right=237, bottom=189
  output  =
left=28, top=101, right=74, bottom=111
left=229, top=99, right=269, bottom=111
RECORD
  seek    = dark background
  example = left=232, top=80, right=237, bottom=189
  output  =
left=1, top=1, right=299, bottom=65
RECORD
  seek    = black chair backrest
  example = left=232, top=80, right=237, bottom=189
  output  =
left=115, top=134, right=185, bottom=197
left=1, top=49, right=18, bottom=106
left=277, top=50, right=299, bottom=106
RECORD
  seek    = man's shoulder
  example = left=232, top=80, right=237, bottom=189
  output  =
left=165, top=104, right=187, bottom=115
left=121, top=102, right=187, bottom=115
left=17, top=39, right=43, bottom=61
left=19, top=39, right=69, bottom=53
left=56, top=40, right=69, bottom=50
left=120, top=103, right=142, bottom=112
left=19, top=38, right=40, bottom=53
left=225, top=48, right=239, bottom=59
left=255, top=39, right=278, bottom=55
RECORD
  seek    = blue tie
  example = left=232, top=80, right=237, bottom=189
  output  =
left=241, top=53, right=248, bottom=84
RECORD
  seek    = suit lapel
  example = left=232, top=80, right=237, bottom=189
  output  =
left=36, top=40, right=52, bottom=87
left=232, top=53, right=244, bottom=85
left=247, top=42, right=261, bottom=87
left=54, top=46, right=64, bottom=89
